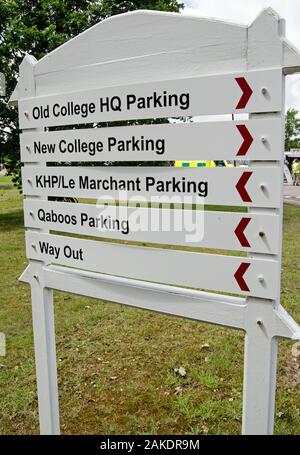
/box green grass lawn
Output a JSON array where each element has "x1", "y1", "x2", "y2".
[
  {"x1": 0, "y1": 185, "x2": 299, "y2": 435},
  {"x1": 0, "y1": 175, "x2": 13, "y2": 191},
  {"x1": 0, "y1": 175, "x2": 13, "y2": 185}
]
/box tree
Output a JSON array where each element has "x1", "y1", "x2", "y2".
[
  {"x1": 285, "y1": 108, "x2": 300, "y2": 151},
  {"x1": 0, "y1": 0, "x2": 183, "y2": 188}
]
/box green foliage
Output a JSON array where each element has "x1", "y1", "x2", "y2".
[
  {"x1": 0, "y1": 0, "x2": 183, "y2": 188},
  {"x1": 99, "y1": 0, "x2": 183, "y2": 15},
  {"x1": 285, "y1": 108, "x2": 300, "y2": 151}
]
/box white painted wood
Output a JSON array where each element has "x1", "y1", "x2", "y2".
[
  {"x1": 21, "y1": 165, "x2": 282, "y2": 208},
  {"x1": 248, "y1": 8, "x2": 283, "y2": 71},
  {"x1": 30, "y1": 263, "x2": 59, "y2": 435},
  {"x1": 20, "y1": 263, "x2": 245, "y2": 305},
  {"x1": 241, "y1": 45, "x2": 286, "y2": 433},
  {"x1": 19, "y1": 68, "x2": 282, "y2": 129},
  {"x1": 17, "y1": 54, "x2": 37, "y2": 98},
  {"x1": 20, "y1": 118, "x2": 282, "y2": 163},
  {"x1": 25, "y1": 232, "x2": 279, "y2": 300},
  {"x1": 242, "y1": 298, "x2": 280, "y2": 434},
  {"x1": 243, "y1": 336, "x2": 277, "y2": 435},
  {"x1": 9, "y1": 9, "x2": 300, "y2": 105},
  {"x1": 19, "y1": 263, "x2": 300, "y2": 340},
  {"x1": 242, "y1": 143, "x2": 281, "y2": 433},
  {"x1": 13, "y1": 12, "x2": 248, "y2": 100},
  {"x1": 43, "y1": 265, "x2": 247, "y2": 330},
  {"x1": 24, "y1": 200, "x2": 280, "y2": 254},
  {"x1": 274, "y1": 305, "x2": 300, "y2": 340},
  {"x1": 284, "y1": 39, "x2": 300, "y2": 74},
  {"x1": 34, "y1": 11, "x2": 247, "y2": 79},
  {"x1": 19, "y1": 55, "x2": 60, "y2": 435}
]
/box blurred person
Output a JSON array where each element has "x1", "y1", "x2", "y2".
[{"x1": 292, "y1": 159, "x2": 300, "y2": 185}]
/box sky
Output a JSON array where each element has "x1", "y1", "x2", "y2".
[{"x1": 183, "y1": 0, "x2": 300, "y2": 111}]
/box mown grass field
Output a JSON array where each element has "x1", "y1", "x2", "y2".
[{"x1": 0, "y1": 178, "x2": 299, "y2": 435}]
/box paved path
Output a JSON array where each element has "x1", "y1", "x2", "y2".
[{"x1": 284, "y1": 184, "x2": 300, "y2": 207}]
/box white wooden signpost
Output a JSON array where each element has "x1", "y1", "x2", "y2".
[{"x1": 10, "y1": 8, "x2": 300, "y2": 435}]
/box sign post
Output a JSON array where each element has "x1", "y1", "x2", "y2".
[
  {"x1": 11, "y1": 9, "x2": 300, "y2": 435},
  {"x1": 18, "y1": 55, "x2": 60, "y2": 435}
]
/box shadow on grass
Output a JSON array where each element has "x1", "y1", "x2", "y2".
[{"x1": 0, "y1": 210, "x2": 24, "y2": 231}]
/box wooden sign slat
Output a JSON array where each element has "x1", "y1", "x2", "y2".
[
  {"x1": 19, "y1": 69, "x2": 282, "y2": 129},
  {"x1": 24, "y1": 200, "x2": 280, "y2": 254},
  {"x1": 20, "y1": 118, "x2": 281, "y2": 163},
  {"x1": 25, "y1": 232, "x2": 279, "y2": 299},
  {"x1": 22, "y1": 166, "x2": 282, "y2": 208}
]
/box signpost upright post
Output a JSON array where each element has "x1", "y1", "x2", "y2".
[
  {"x1": 242, "y1": 15, "x2": 287, "y2": 434},
  {"x1": 18, "y1": 55, "x2": 60, "y2": 435}
]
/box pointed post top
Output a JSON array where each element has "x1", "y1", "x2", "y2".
[{"x1": 9, "y1": 53, "x2": 37, "y2": 105}]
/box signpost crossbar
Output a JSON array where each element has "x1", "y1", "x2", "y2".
[{"x1": 19, "y1": 263, "x2": 299, "y2": 340}]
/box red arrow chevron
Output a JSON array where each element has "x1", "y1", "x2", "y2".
[
  {"x1": 234, "y1": 262, "x2": 250, "y2": 292},
  {"x1": 235, "y1": 77, "x2": 253, "y2": 109},
  {"x1": 234, "y1": 217, "x2": 251, "y2": 247},
  {"x1": 236, "y1": 124, "x2": 253, "y2": 156},
  {"x1": 236, "y1": 171, "x2": 252, "y2": 203}
]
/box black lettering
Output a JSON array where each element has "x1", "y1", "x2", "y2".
[
  {"x1": 111, "y1": 97, "x2": 121, "y2": 112},
  {"x1": 127, "y1": 94, "x2": 136, "y2": 110}
]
